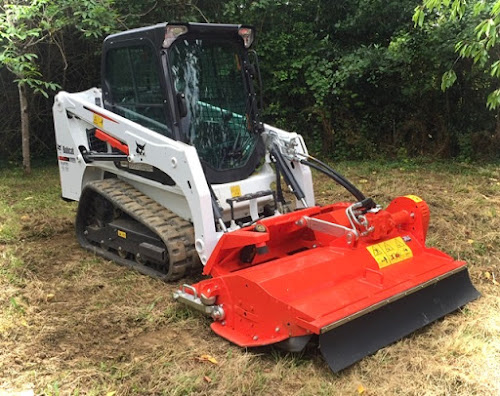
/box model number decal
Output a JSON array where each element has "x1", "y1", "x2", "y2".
[{"x1": 366, "y1": 236, "x2": 413, "y2": 268}]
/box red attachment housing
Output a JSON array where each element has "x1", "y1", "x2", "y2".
[{"x1": 178, "y1": 195, "x2": 478, "y2": 371}]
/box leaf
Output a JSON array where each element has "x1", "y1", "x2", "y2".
[
  {"x1": 441, "y1": 70, "x2": 457, "y2": 91},
  {"x1": 413, "y1": 7, "x2": 425, "y2": 28},
  {"x1": 487, "y1": 89, "x2": 500, "y2": 110},
  {"x1": 493, "y1": 0, "x2": 500, "y2": 17},
  {"x1": 197, "y1": 354, "x2": 218, "y2": 365},
  {"x1": 203, "y1": 376, "x2": 212, "y2": 383},
  {"x1": 491, "y1": 60, "x2": 500, "y2": 78},
  {"x1": 106, "y1": 392, "x2": 116, "y2": 396},
  {"x1": 474, "y1": 1, "x2": 486, "y2": 16},
  {"x1": 357, "y1": 384, "x2": 366, "y2": 394},
  {"x1": 467, "y1": 239, "x2": 475, "y2": 244}
]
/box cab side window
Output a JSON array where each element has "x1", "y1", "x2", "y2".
[{"x1": 106, "y1": 45, "x2": 171, "y2": 136}]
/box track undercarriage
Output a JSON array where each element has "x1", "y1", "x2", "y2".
[{"x1": 76, "y1": 178, "x2": 201, "y2": 281}]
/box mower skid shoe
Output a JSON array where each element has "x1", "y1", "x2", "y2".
[
  {"x1": 275, "y1": 335, "x2": 312, "y2": 353},
  {"x1": 319, "y1": 268, "x2": 479, "y2": 372}
]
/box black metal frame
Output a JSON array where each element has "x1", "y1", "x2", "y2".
[
  {"x1": 226, "y1": 190, "x2": 276, "y2": 224},
  {"x1": 101, "y1": 22, "x2": 265, "y2": 185},
  {"x1": 101, "y1": 31, "x2": 175, "y2": 138}
]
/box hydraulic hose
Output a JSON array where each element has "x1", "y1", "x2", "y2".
[
  {"x1": 299, "y1": 158, "x2": 366, "y2": 202},
  {"x1": 207, "y1": 182, "x2": 227, "y2": 232},
  {"x1": 270, "y1": 145, "x2": 306, "y2": 202},
  {"x1": 275, "y1": 161, "x2": 285, "y2": 204}
]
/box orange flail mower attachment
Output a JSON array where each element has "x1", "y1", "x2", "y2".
[{"x1": 174, "y1": 196, "x2": 479, "y2": 372}]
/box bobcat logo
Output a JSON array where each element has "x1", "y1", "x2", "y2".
[{"x1": 136, "y1": 142, "x2": 146, "y2": 155}]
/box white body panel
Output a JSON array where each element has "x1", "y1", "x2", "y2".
[{"x1": 53, "y1": 88, "x2": 315, "y2": 263}]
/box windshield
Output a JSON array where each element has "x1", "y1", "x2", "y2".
[{"x1": 170, "y1": 39, "x2": 258, "y2": 171}]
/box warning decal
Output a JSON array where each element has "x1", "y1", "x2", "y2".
[
  {"x1": 404, "y1": 194, "x2": 423, "y2": 203},
  {"x1": 93, "y1": 113, "x2": 104, "y2": 128},
  {"x1": 230, "y1": 185, "x2": 242, "y2": 198},
  {"x1": 366, "y1": 236, "x2": 413, "y2": 268}
]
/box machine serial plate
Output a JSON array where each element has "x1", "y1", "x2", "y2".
[{"x1": 366, "y1": 236, "x2": 413, "y2": 268}]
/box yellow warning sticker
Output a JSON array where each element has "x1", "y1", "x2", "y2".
[
  {"x1": 93, "y1": 113, "x2": 104, "y2": 128},
  {"x1": 366, "y1": 236, "x2": 413, "y2": 268},
  {"x1": 117, "y1": 230, "x2": 127, "y2": 239},
  {"x1": 405, "y1": 194, "x2": 423, "y2": 203},
  {"x1": 230, "y1": 185, "x2": 242, "y2": 198}
]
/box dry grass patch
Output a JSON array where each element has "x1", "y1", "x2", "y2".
[{"x1": 0, "y1": 161, "x2": 499, "y2": 395}]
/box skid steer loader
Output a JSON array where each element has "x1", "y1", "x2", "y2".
[{"x1": 53, "y1": 22, "x2": 479, "y2": 372}]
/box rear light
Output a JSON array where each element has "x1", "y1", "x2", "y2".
[
  {"x1": 163, "y1": 25, "x2": 188, "y2": 48},
  {"x1": 238, "y1": 27, "x2": 254, "y2": 48}
]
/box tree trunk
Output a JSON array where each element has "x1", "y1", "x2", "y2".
[
  {"x1": 18, "y1": 82, "x2": 31, "y2": 174},
  {"x1": 316, "y1": 107, "x2": 335, "y2": 154}
]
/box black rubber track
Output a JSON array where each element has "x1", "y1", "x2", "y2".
[{"x1": 75, "y1": 178, "x2": 201, "y2": 281}]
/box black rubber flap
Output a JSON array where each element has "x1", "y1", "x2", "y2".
[{"x1": 319, "y1": 268, "x2": 480, "y2": 372}]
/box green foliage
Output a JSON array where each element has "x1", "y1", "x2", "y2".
[
  {"x1": 0, "y1": 0, "x2": 120, "y2": 96},
  {"x1": 415, "y1": 0, "x2": 500, "y2": 109},
  {"x1": 1, "y1": 0, "x2": 499, "y2": 162},
  {"x1": 219, "y1": 0, "x2": 499, "y2": 160}
]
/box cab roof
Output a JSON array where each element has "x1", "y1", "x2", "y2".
[{"x1": 103, "y1": 22, "x2": 253, "y2": 49}]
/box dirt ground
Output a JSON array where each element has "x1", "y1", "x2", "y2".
[{"x1": 0, "y1": 161, "x2": 499, "y2": 395}]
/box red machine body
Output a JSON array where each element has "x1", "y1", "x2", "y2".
[{"x1": 177, "y1": 196, "x2": 479, "y2": 371}]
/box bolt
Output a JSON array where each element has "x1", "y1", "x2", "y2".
[
  {"x1": 275, "y1": 327, "x2": 280, "y2": 332},
  {"x1": 221, "y1": 321, "x2": 226, "y2": 326},
  {"x1": 254, "y1": 224, "x2": 266, "y2": 233},
  {"x1": 346, "y1": 233, "x2": 353, "y2": 245},
  {"x1": 253, "y1": 335, "x2": 259, "y2": 341},
  {"x1": 312, "y1": 244, "x2": 317, "y2": 248}
]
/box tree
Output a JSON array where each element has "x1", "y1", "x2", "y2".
[
  {"x1": 0, "y1": 0, "x2": 119, "y2": 173},
  {"x1": 1, "y1": 0, "x2": 497, "y2": 163},
  {"x1": 414, "y1": 0, "x2": 500, "y2": 109}
]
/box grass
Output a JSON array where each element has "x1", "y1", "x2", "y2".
[{"x1": 0, "y1": 161, "x2": 499, "y2": 395}]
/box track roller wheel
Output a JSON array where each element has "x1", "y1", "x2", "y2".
[
  {"x1": 117, "y1": 247, "x2": 130, "y2": 259},
  {"x1": 135, "y1": 253, "x2": 147, "y2": 266}
]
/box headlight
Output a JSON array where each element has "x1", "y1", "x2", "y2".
[{"x1": 238, "y1": 27, "x2": 254, "y2": 48}]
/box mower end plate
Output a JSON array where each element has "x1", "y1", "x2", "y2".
[{"x1": 319, "y1": 268, "x2": 479, "y2": 372}]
